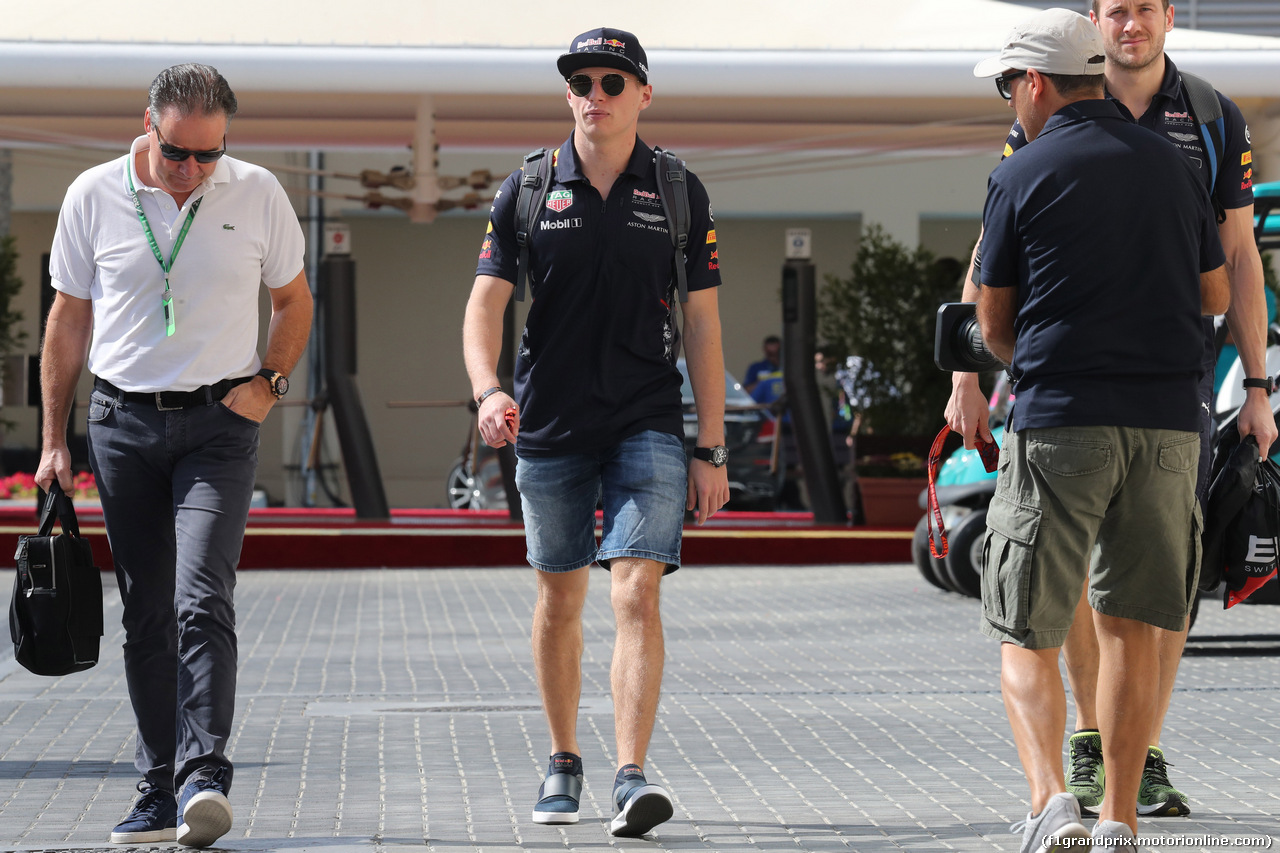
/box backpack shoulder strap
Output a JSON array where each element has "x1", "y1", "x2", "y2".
[
  {"x1": 513, "y1": 147, "x2": 552, "y2": 302},
  {"x1": 1180, "y1": 71, "x2": 1227, "y2": 197},
  {"x1": 653, "y1": 146, "x2": 692, "y2": 303}
]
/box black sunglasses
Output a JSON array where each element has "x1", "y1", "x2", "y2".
[
  {"x1": 154, "y1": 124, "x2": 226, "y2": 164},
  {"x1": 995, "y1": 70, "x2": 1028, "y2": 100},
  {"x1": 567, "y1": 73, "x2": 628, "y2": 98}
]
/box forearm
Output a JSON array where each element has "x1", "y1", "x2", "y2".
[
  {"x1": 1223, "y1": 258, "x2": 1267, "y2": 378},
  {"x1": 682, "y1": 296, "x2": 726, "y2": 447},
  {"x1": 40, "y1": 302, "x2": 91, "y2": 448},
  {"x1": 262, "y1": 290, "x2": 314, "y2": 377}
]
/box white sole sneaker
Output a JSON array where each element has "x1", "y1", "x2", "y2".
[
  {"x1": 610, "y1": 784, "x2": 673, "y2": 837},
  {"x1": 177, "y1": 792, "x2": 233, "y2": 848}
]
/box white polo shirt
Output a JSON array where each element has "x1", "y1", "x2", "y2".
[{"x1": 49, "y1": 135, "x2": 305, "y2": 393}]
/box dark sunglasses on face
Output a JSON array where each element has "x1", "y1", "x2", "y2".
[
  {"x1": 995, "y1": 70, "x2": 1028, "y2": 100},
  {"x1": 154, "y1": 124, "x2": 227, "y2": 163},
  {"x1": 568, "y1": 73, "x2": 628, "y2": 98}
]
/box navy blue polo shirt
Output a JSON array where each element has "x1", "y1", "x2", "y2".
[
  {"x1": 476, "y1": 133, "x2": 722, "y2": 455},
  {"x1": 1003, "y1": 58, "x2": 1254, "y2": 210},
  {"x1": 980, "y1": 99, "x2": 1224, "y2": 432}
]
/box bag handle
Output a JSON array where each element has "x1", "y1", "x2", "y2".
[{"x1": 36, "y1": 481, "x2": 81, "y2": 539}]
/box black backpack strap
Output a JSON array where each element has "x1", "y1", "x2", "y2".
[
  {"x1": 513, "y1": 148, "x2": 552, "y2": 303},
  {"x1": 654, "y1": 146, "x2": 691, "y2": 304},
  {"x1": 1180, "y1": 71, "x2": 1227, "y2": 212}
]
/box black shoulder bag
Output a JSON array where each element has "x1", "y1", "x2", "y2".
[{"x1": 8, "y1": 482, "x2": 103, "y2": 675}]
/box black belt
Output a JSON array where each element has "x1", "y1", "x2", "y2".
[{"x1": 93, "y1": 376, "x2": 252, "y2": 411}]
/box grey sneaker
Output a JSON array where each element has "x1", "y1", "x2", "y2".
[
  {"x1": 1067, "y1": 731, "x2": 1105, "y2": 815},
  {"x1": 1093, "y1": 819, "x2": 1144, "y2": 849},
  {"x1": 610, "y1": 765, "x2": 673, "y2": 838},
  {"x1": 1137, "y1": 746, "x2": 1190, "y2": 816},
  {"x1": 176, "y1": 768, "x2": 233, "y2": 848},
  {"x1": 1010, "y1": 792, "x2": 1092, "y2": 853}
]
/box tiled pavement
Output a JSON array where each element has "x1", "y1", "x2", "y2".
[{"x1": 1, "y1": 564, "x2": 1278, "y2": 852}]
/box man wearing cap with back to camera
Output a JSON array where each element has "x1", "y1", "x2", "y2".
[
  {"x1": 950, "y1": 0, "x2": 1271, "y2": 822},
  {"x1": 462, "y1": 28, "x2": 728, "y2": 837},
  {"x1": 971, "y1": 9, "x2": 1228, "y2": 851}
]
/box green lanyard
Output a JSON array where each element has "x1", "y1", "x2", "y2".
[{"x1": 127, "y1": 166, "x2": 201, "y2": 337}]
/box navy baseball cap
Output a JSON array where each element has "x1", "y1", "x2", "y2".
[{"x1": 557, "y1": 28, "x2": 649, "y2": 84}]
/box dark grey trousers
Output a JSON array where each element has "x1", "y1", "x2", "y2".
[{"x1": 87, "y1": 387, "x2": 259, "y2": 794}]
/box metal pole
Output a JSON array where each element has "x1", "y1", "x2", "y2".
[
  {"x1": 781, "y1": 259, "x2": 847, "y2": 524},
  {"x1": 320, "y1": 255, "x2": 390, "y2": 520}
]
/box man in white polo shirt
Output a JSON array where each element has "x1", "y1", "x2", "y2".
[{"x1": 36, "y1": 63, "x2": 312, "y2": 849}]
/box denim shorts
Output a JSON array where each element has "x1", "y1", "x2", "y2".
[
  {"x1": 515, "y1": 430, "x2": 688, "y2": 574},
  {"x1": 981, "y1": 425, "x2": 1201, "y2": 648}
]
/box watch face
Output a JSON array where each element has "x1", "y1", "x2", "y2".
[
  {"x1": 711, "y1": 446, "x2": 728, "y2": 467},
  {"x1": 274, "y1": 375, "x2": 289, "y2": 397}
]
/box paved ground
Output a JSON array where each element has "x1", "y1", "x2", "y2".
[{"x1": 0, "y1": 564, "x2": 1278, "y2": 852}]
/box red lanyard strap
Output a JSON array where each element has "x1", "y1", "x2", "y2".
[
  {"x1": 925, "y1": 426, "x2": 1001, "y2": 559},
  {"x1": 925, "y1": 425, "x2": 952, "y2": 558}
]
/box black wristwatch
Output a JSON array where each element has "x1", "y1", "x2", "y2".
[
  {"x1": 1243, "y1": 377, "x2": 1273, "y2": 396},
  {"x1": 256, "y1": 368, "x2": 289, "y2": 399},
  {"x1": 693, "y1": 445, "x2": 729, "y2": 467}
]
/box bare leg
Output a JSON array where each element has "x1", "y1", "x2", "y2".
[
  {"x1": 1149, "y1": 618, "x2": 1190, "y2": 747},
  {"x1": 1001, "y1": 643, "x2": 1067, "y2": 814},
  {"x1": 1062, "y1": 580, "x2": 1100, "y2": 732},
  {"x1": 609, "y1": 557, "x2": 666, "y2": 769},
  {"x1": 1093, "y1": 610, "x2": 1162, "y2": 834},
  {"x1": 532, "y1": 567, "x2": 591, "y2": 756}
]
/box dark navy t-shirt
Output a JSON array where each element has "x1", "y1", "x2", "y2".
[
  {"x1": 1002, "y1": 58, "x2": 1254, "y2": 210},
  {"x1": 476, "y1": 133, "x2": 722, "y2": 455},
  {"x1": 980, "y1": 99, "x2": 1225, "y2": 432}
]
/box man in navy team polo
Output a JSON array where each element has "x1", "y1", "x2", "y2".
[
  {"x1": 970, "y1": 10, "x2": 1229, "y2": 851},
  {"x1": 948, "y1": 0, "x2": 1272, "y2": 821},
  {"x1": 462, "y1": 27, "x2": 729, "y2": 838}
]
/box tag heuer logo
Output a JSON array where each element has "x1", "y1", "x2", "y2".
[
  {"x1": 546, "y1": 190, "x2": 573, "y2": 213},
  {"x1": 634, "y1": 212, "x2": 665, "y2": 223}
]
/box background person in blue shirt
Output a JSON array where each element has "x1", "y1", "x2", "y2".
[
  {"x1": 462, "y1": 27, "x2": 728, "y2": 839},
  {"x1": 972, "y1": 10, "x2": 1228, "y2": 851}
]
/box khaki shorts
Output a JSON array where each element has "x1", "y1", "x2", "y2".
[{"x1": 981, "y1": 425, "x2": 1202, "y2": 649}]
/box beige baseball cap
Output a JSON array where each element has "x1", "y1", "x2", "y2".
[{"x1": 973, "y1": 8, "x2": 1106, "y2": 78}]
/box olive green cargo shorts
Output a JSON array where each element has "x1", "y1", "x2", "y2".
[{"x1": 980, "y1": 425, "x2": 1201, "y2": 649}]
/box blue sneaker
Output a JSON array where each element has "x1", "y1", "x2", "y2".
[
  {"x1": 110, "y1": 781, "x2": 177, "y2": 843},
  {"x1": 609, "y1": 764, "x2": 673, "y2": 838},
  {"x1": 177, "y1": 768, "x2": 233, "y2": 848},
  {"x1": 532, "y1": 752, "x2": 583, "y2": 825}
]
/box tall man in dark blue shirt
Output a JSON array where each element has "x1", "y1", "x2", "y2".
[
  {"x1": 462, "y1": 28, "x2": 729, "y2": 838},
  {"x1": 948, "y1": 0, "x2": 1273, "y2": 820},
  {"x1": 971, "y1": 10, "x2": 1228, "y2": 851}
]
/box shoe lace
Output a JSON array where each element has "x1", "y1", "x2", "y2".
[
  {"x1": 1144, "y1": 751, "x2": 1174, "y2": 788},
  {"x1": 1069, "y1": 738, "x2": 1104, "y2": 785},
  {"x1": 132, "y1": 781, "x2": 172, "y2": 818}
]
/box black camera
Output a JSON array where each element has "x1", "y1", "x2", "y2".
[{"x1": 934, "y1": 302, "x2": 1004, "y2": 373}]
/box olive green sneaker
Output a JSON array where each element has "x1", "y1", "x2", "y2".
[
  {"x1": 1137, "y1": 746, "x2": 1190, "y2": 816},
  {"x1": 1066, "y1": 730, "x2": 1105, "y2": 816}
]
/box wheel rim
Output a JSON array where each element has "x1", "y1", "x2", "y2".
[{"x1": 447, "y1": 464, "x2": 484, "y2": 510}]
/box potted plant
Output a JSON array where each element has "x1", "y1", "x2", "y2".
[
  {"x1": 819, "y1": 223, "x2": 964, "y2": 524},
  {"x1": 0, "y1": 235, "x2": 27, "y2": 448}
]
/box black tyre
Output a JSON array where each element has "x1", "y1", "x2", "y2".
[
  {"x1": 912, "y1": 515, "x2": 950, "y2": 591},
  {"x1": 446, "y1": 458, "x2": 485, "y2": 510},
  {"x1": 943, "y1": 508, "x2": 987, "y2": 599}
]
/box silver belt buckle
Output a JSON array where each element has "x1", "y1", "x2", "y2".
[{"x1": 155, "y1": 392, "x2": 183, "y2": 412}]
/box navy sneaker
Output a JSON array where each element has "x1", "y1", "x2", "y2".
[
  {"x1": 532, "y1": 752, "x2": 583, "y2": 825},
  {"x1": 609, "y1": 764, "x2": 673, "y2": 838},
  {"x1": 177, "y1": 768, "x2": 233, "y2": 848},
  {"x1": 110, "y1": 781, "x2": 177, "y2": 843}
]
